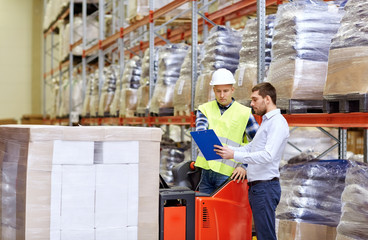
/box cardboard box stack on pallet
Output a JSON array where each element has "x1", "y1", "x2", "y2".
[
  {"x1": 0, "y1": 125, "x2": 162, "y2": 240},
  {"x1": 347, "y1": 129, "x2": 364, "y2": 155}
]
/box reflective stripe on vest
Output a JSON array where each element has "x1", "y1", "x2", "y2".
[{"x1": 195, "y1": 100, "x2": 251, "y2": 176}]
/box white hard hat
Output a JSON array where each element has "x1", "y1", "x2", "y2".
[{"x1": 210, "y1": 68, "x2": 236, "y2": 86}]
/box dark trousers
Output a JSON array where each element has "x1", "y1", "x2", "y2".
[
  {"x1": 248, "y1": 180, "x2": 281, "y2": 240},
  {"x1": 198, "y1": 169, "x2": 228, "y2": 194}
]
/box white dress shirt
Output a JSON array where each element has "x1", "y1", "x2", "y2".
[{"x1": 230, "y1": 109, "x2": 289, "y2": 182}]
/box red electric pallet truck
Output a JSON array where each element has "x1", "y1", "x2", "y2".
[{"x1": 159, "y1": 161, "x2": 253, "y2": 240}]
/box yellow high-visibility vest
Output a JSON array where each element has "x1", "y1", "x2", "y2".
[{"x1": 195, "y1": 100, "x2": 251, "y2": 176}]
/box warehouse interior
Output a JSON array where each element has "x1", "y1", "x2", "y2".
[{"x1": 0, "y1": 0, "x2": 368, "y2": 239}]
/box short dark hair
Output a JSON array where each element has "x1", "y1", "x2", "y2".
[{"x1": 252, "y1": 82, "x2": 277, "y2": 105}]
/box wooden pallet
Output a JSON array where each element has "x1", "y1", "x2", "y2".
[
  {"x1": 323, "y1": 93, "x2": 368, "y2": 113},
  {"x1": 278, "y1": 99, "x2": 324, "y2": 114}
]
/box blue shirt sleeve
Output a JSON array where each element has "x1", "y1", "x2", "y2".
[
  {"x1": 245, "y1": 114, "x2": 259, "y2": 140},
  {"x1": 195, "y1": 110, "x2": 208, "y2": 131}
]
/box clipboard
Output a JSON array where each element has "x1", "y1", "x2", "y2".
[{"x1": 190, "y1": 129, "x2": 223, "y2": 160}]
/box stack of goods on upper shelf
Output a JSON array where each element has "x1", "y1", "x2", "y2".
[
  {"x1": 276, "y1": 159, "x2": 350, "y2": 239},
  {"x1": 127, "y1": 0, "x2": 190, "y2": 23},
  {"x1": 173, "y1": 45, "x2": 202, "y2": 116},
  {"x1": 336, "y1": 161, "x2": 368, "y2": 239},
  {"x1": 43, "y1": 0, "x2": 98, "y2": 31},
  {"x1": 59, "y1": 16, "x2": 99, "y2": 61},
  {"x1": 194, "y1": 26, "x2": 242, "y2": 109},
  {"x1": 267, "y1": 0, "x2": 344, "y2": 112},
  {"x1": 324, "y1": 0, "x2": 368, "y2": 111},
  {"x1": 136, "y1": 48, "x2": 159, "y2": 116},
  {"x1": 0, "y1": 125, "x2": 162, "y2": 240},
  {"x1": 119, "y1": 56, "x2": 142, "y2": 118},
  {"x1": 233, "y1": 15, "x2": 276, "y2": 106},
  {"x1": 207, "y1": 0, "x2": 243, "y2": 13},
  {"x1": 98, "y1": 64, "x2": 119, "y2": 117},
  {"x1": 149, "y1": 44, "x2": 189, "y2": 116}
]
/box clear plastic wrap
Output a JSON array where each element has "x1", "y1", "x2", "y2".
[
  {"x1": 324, "y1": 0, "x2": 368, "y2": 95},
  {"x1": 194, "y1": 26, "x2": 242, "y2": 109},
  {"x1": 276, "y1": 160, "x2": 350, "y2": 227},
  {"x1": 331, "y1": 0, "x2": 368, "y2": 50},
  {"x1": 119, "y1": 56, "x2": 142, "y2": 117},
  {"x1": 98, "y1": 65, "x2": 119, "y2": 117},
  {"x1": 267, "y1": 0, "x2": 343, "y2": 100},
  {"x1": 234, "y1": 15, "x2": 276, "y2": 105},
  {"x1": 136, "y1": 48, "x2": 159, "y2": 115},
  {"x1": 173, "y1": 46, "x2": 202, "y2": 116},
  {"x1": 336, "y1": 162, "x2": 368, "y2": 240},
  {"x1": 149, "y1": 44, "x2": 189, "y2": 115}
]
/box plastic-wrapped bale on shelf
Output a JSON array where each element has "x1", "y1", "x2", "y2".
[
  {"x1": 276, "y1": 160, "x2": 350, "y2": 227},
  {"x1": 58, "y1": 72, "x2": 83, "y2": 119},
  {"x1": 336, "y1": 161, "x2": 368, "y2": 240},
  {"x1": 267, "y1": 0, "x2": 343, "y2": 103},
  {"x1": 149, "y1": 44, "x2": 189, "y2": 116},
  {"x1": 194, "y1": 26, "x2": 242, "y2": 109},
  {"x1": 324, "y1": 0, "x2": 368, "y2": 96},
  {"x1": 127, "y1": 0, "x2": 190, "y2": 23},
  {"x1": 49, "y1": 77, "x2": 61, "y2": 120},
  {"x1": 233, "y1": 15, "x2": 276, "y2": 106},
  {"x1": 119, "y1": 56, "x2": 142, "y2": 118},
  {"x1": 82, "y1": 70, "x2": 99, "y2": 118},
  {"x1": 173, "y1": 45, "x2": 202, "y2": 116},
  {"x1": 98, "y1": 65, "x2": 119, "y2": 117},
  {"x1": 61, "y1": 16, "x2": 99, "y2": 61},
  {"x1": 0, "y1": 125, "x2": 162, "y2": 240},
  {"x1": 136, "y1": 48, "x2": 159, "y2": 116}
]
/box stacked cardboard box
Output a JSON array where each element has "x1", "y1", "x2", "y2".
[
  {"x1": 0, "y1": 125, "x2": 162, "y2": 240},
  {"x1": 347, "y1": 129, "x2": 364, "y2": 155},
  {"x1": 277, "y1": 220, "x2": 337, "y2": 240}
]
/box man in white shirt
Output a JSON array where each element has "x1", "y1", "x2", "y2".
[{"x1": 214, "y1": 82, "x2": 289, "y2": 240}]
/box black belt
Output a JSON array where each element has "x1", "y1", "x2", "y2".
[{"x1": 247, "y1": 177, "x2": 279, "y2": 187}]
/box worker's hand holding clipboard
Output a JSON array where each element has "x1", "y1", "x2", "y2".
[{"x1": 190, "y1": 129, "x2": 223, "y2": 160}]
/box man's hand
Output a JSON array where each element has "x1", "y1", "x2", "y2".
[
  {"x1": 231, "y1": 167, "x2": 246, "y2": 183},
  {"x1": 214, "y1": 145, "x2": 234, "y2": 159}
]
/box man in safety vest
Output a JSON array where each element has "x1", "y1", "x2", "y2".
[{"x1": 195, "y1": 68, "x2": 259, "y2": 194}]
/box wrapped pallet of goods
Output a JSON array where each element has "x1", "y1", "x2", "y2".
[
  {"x1": 324, "y1": 0, "x2": 368, "y2": 112},
  {"x1": 119, "y1": 56, "x2": 142, "y2": 118},
  {"x1": 136, "y1": 48, "x2": 159, "y2": 116},
  {"x1": 336, "y1": 161, "x2": 368, "y2": 240},
  {"x1": 127, "y1": 0, "x2": 190, "y2": 23},
  {"x1": 149, "y1": 44, "x2": 189, "y2": 116},
  {"x1": 60, "y1": 16, "x2": 99, "y2": 61},
  {"x1": 194, "y1": 26, "x2": 242, "y2": 109},
  {"x1": 49, "y1": 77, "x2": 60, "y2": 120},
  {"x1": 43, "y1": 0, "x2": 99, "y2": 31},
  {"x1": 233, "y1": 15, "x2": 275, "y2": 106},
  {"x1": 276, "y1": 160, "x2": 350, "y2": 240},
  {"x1": 82, "y1": 71, "x2": 99, "y2": 118},
  {"x1": 0, "y1": 125, "x2": 162, "y2": 240},
  {"x1": 98, "y1": 65, "x2": 119, "y2": 117},
  {"x1": 173, "y1": 46, "x2": 202, "y2": 116},
  {"x1": 267, "y1": 0, "x2": 343, "y2": 112}
]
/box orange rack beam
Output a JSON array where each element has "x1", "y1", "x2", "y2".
[{"x1": 284, "y1": 113, "x2": 368, "y2": 128}]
